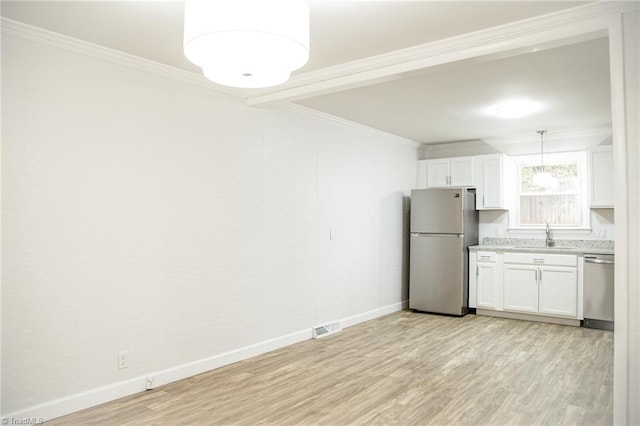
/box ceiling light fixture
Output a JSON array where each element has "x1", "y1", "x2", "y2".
[
  {"x1": 489, "y1": 99, "x2": 543, "y2": 119},
  {"x1": 183, "y1": 0, "x2": 310, "y2": 89},
  {"x1": 532, "y1": 130, "x2": 559, "y2": 191}
]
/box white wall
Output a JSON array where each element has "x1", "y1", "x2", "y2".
[{"x1": 1, "y1": 34, "x2": 417, "y2": 417}]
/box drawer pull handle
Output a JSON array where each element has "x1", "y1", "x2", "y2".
[{"x1": 533, "y1": 258, "x2": 545, "y2": 263}]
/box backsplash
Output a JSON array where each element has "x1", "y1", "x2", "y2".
[
  {"x1": 482, "y1": 237, "x2": 615, "y2": 251},
  {"x1": 478, "y1": 210, "x2": 615, "y2": 243}
]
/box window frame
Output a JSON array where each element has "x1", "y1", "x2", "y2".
[{"x1": 509, "y1": 151, "x2": 590, "y2": 230}]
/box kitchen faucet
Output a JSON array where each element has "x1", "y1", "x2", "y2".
[{"x1": 545, "y1": 222, "x2": 555, "y2": 247}]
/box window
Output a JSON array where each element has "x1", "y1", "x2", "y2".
[{"x1": 512, "y1": 152, "x2": 588, "y2": 228}]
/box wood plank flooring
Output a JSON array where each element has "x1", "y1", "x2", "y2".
[{"x1": 47, "y1": 311, "x2": 613, "y2": 425}]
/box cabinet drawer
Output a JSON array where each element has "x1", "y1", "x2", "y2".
[
  {"x1": 503, "y1": 252, "x2": 577, "y2": 267},
  {"x1": 476, "y1": 251, "x2": 497, "y2": 262}
]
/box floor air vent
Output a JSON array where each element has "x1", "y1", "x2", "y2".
[{"x1": 312, "y1": 322, "x2": 342, "y2": 339}]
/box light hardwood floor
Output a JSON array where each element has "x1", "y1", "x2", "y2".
[{"x1": 47, "y1": 311, "x2": 613, "y2": 425}]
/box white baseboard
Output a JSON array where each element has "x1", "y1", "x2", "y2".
[
  {"x1": 1, "y1": 328, "x2": 311, "y2": 423},
  {"x1": 340, "y1": 300, "x2": 409, "y2": 329},
  {"x1": 2, "y1": 300, "x2": 408, "y2": 423}
]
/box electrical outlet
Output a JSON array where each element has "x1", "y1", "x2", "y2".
[
  {"x1": 118, "y1": 351, "x2": 129, "y2": 369},
  {"x1": 145, "y1": 376, "x2": 155, "y2": 390}
]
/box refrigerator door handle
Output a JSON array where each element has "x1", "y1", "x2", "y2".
[{"x1": 411, "y1": 233, "x2": 463, "y2": 238}]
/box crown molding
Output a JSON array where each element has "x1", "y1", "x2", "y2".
[
  {"x1": 481, "y1": 127, "x2": 613, "y2": 155},
  {"x1": 280, "y1": 104, "x2": 419, "y2": 147},
  {"x1": 482, "y1": 127, "x2": 613, "y2": 146},
  {"x1": 1, "y1": 16, "x2": 420, "y2": 146},
  {"x1": 246, "y1": 1, "x2": 639, "y2": 106},
  {"x1": 2, "y1": 2, "x2": 635, "y2": 147},
  {"x1": 0, "y1": 17, "x2": 241, "y2": 98}
]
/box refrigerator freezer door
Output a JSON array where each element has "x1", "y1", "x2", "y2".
[
  {"x1": 411, "y1": 188, "x2": 463, "y2": 234},
  {"x1": 409, "y1": 233, "x2": 464, "y2": 315}
]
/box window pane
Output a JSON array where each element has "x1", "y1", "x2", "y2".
[
  {"x1": 519, "y1": 194, "x2": 580, "y2": 225},
  {"x1": 520, "y1": 163, "x2": 579, "y2": 193}
]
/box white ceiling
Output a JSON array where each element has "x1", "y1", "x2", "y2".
[
  {"x1": 1, "y1": 0, "x2": 615, "y2": 152},
  {"x1": 296, "y1": 36, "x2": 612, "y2": 144}
]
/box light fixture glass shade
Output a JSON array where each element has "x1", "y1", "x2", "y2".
[
  {"x1": 532, "y1": 171, "x2": 559, "y2": 190},
  {"x1": 184, "y1": 0, "x2": 310, "y2": 88},
  {"x1": 532, "y1": 129, "x2": 558, "y2": 191}
]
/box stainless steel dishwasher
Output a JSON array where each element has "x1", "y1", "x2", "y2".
[{"x1": 583, "y1": 253, "x2": 614, "y2": 330}]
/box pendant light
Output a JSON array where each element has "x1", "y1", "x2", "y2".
[
  {"x1": 531, "y1": 130, "x2": 558, "y2": 190},
  {"x1": 183, "y1": 0, "x2": 310, "y2": 89}
]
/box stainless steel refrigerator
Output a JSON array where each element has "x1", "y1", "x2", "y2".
[{"x1": 409, "y1": 188, "x2": 478, "y2": 316}]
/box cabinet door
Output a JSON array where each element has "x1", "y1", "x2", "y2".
[
  {"x1": 538, "y1": 266, "x2": 578, "y2": 317},
  {"x1": 426, "y1": 159, "x2": 449, "y2": 187},
  {"x1": 469, "y1": 253, "x2": 477, "y2": 308},
  {"x1": 479, "y1": 155, "x2": 504, "y2": 209},
  {"x1": 417, "y1": 160, "x2": 428, "y2": 189},
  {"x1": 477, "y1": 262, "x2": 498, "y2": 309},
  {"x1": 503, "y1": 264, "x2": 538, "y2": 313},
  {"x1": 450, "y1": 157, "x2": 474, "y2": 186},
  {"x1": 590, "y1": 147, "x2": 614, "y2": 208}
]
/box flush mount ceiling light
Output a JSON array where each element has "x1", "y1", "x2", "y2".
[
  {"x1": 183, "y1": 0, "x2": 310, "y2": 89},
  {"x1": 485, "y1": 99, "x2": 543, "y2": 119},
  {"x1": 532, "y1": 130, "x2": 559, "y2": 191}
]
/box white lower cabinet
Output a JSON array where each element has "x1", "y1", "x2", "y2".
[
  {"x1": 503, "y1": 253, "x2": 578, "y2": 318},
  {"x1": 503, "y1": 264, "x2": 539, "y2": 313},
  {"x1": 477, "y1": 262, "x2": 500, "y2": 309},
  {"x1": 471, "y1": 250, "x2": 579, "y2": 321},
  {"x1": 469, "y1": 251, "x2": 501, "y2": 310},
  {"x1": 538, "y1": 266, "x2": 578, "y2": 317}
]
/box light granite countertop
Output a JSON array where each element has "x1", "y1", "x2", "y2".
[{"x1": 469, "y1": 237, "x2": 614, "y2": 255}]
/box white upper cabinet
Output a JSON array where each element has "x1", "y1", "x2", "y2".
[
  {"x1": 417, "y1": 160, "x2": 428, "y2": 189},
  {"x1": 476, "y1": 154, "x2": 506, "y2": 210},
  {"x1": 589, "y1": 146, "x2": 614, "y2": 208},
  {"x1": 425, "y1": 157, "x2": 475, "y2": 188},
  {"x1": 426, "y1": 159, "x2": 450, "y2": 187},
  {"x1": 450, "y1": 157, "x2": 475, "y2": 186}
]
